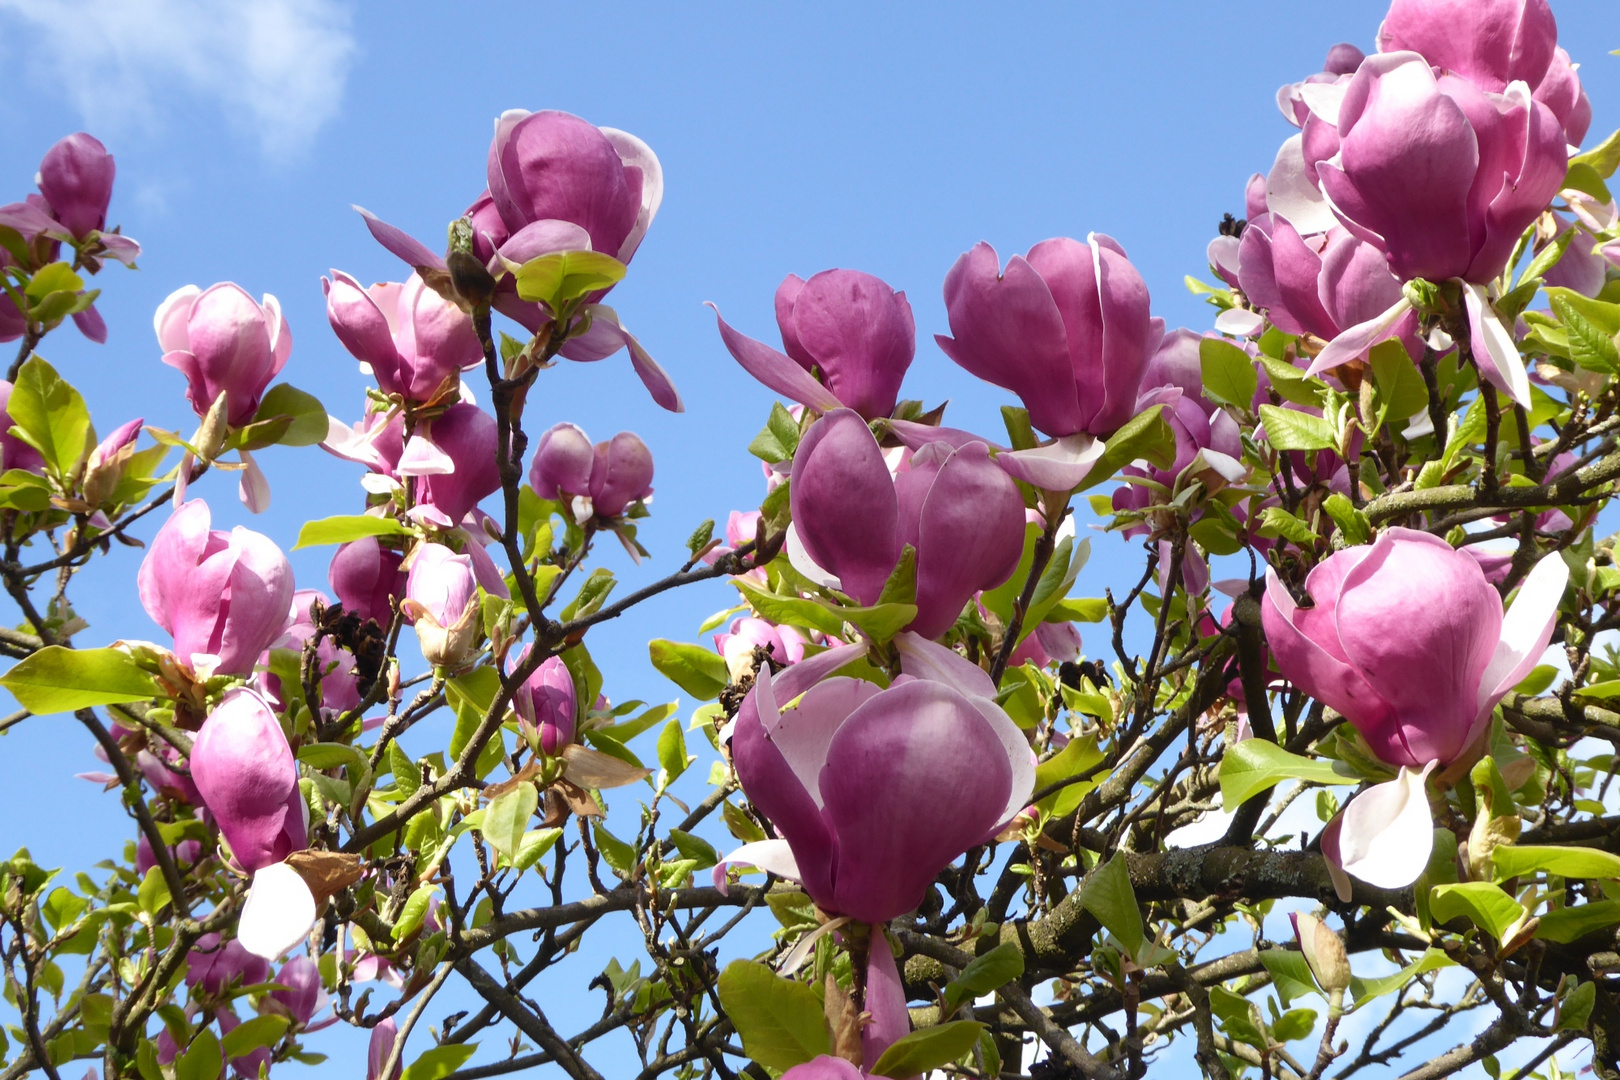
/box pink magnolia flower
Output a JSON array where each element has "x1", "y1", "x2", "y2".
[
  {"x1": 717, "y1": 634, "x2": 1035, "y2": 924},
  {"x1": 528, "y1": 423, "x2": 653, "y2": 523},
  {"x1": 1262, "y1": 527, "x2": 1566, "y2": 890},
  {"x1": 190, "y1": 688, "x2": 316, "y2": 959},
  {"x1": 137, "y1": 500, "x2": 294, "y2": 678},
  {"x1": 266, "y1": 956, "x2": 332, "y2": 1030},
  {"x1": 712, "y1": 268, "x2": 916, "y2": 421},
  {"x1": 512, "y1": 649, "x2": 577, "y2": 755},
  {"x1": 789, "y1": 409, "x2": 1025, "y2": 639},
  {"x1": 155, "y1": 283, "x2": 292, "y2": 426},
  {"x1": 402, "y1": 543, "x2": 480, "y2": 668},
  {"x1": 1377, "y1": 0, "x2": 1557, "y2": 94},
  {"x1": 185, "y1": 933, "x2": 271, "y2": 996},
  {"x1": 329, "y1": 537, "x2": 408, "y2": 627},
  {"x1": 325, "y1": 271, "x2": 482, "y2": 403},
  {"x1": 37, "y1": 133, "x2": 116, "y2": 240},
  {"x1": 937, "y1": 235, "x2": 1157, "y2": 439}
]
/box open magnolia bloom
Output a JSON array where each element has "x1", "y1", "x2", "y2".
[
  {"x1": 190, "y1": 688, "x2": 317, "y2": 959},
  {"x1": 717, "y1": 633, "x2": 1035, "y2": 925},
  {"x1": 1262, "y1": 528, "x2": 1567, "y2": 893}
]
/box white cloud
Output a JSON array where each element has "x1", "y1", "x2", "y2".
[{"x1": 0, "y1": 0, "x2": 355, "y2": 156}]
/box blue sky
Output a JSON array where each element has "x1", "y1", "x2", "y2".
[{"x1": 1, "y1": 1, "x2": 1616, "y2": 1075}]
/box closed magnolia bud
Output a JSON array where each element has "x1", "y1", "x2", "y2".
[
  {"x1": 513, "y1": 649, "x2": 577, "y2": 755},
  {"x1": 938, "y1": 235, "x2": 1155, "y2": 439},
  {"x1": 528, "y1": 422, "x2": 653, "y2": 522},
  {"x1": 402, "y1": 543, "x2": 480, "y2": 669},
  {"x1": 329, "y1": 537, "x2": 407, "y2": 626},
  {"x1": 773, "y1": 269, "x2": 915, "y2": 420},
  {"x1": 156, "y1": 282, "x2": 291, "y2": 426},
  {"x1": 1290, "y1": 912, "x2": 1351, "y2": 995},
  {"x1": 37, "y1": 132, "x2": 116, "y2": 239},
  {"x1": 137, "y1": 500, "x2": 294, "y2": 678},
  {"x1": 81, "y1": 416, "x2": 144, "y2": 506},
  {"x1": 190, "y1": 688, "x2": 307, "y2": 873}
]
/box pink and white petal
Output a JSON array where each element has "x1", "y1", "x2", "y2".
[
  {"x1": 98, "y1": 233, "x2": 141, "y2": 267},
  {"x1": 1214, "y1": 308, "x2": 1265, "y2": 337},
  {"x1": 238, "y1": 450, "x2": 270, "y2": 514},
  {"x1": 708, "y1": 302, "x2": 843, "y2": 413},
  {"x1": 711, "y1": 839, "x2": 802, "y2": 895},
  {"x1": 1305, "y1": 295, "x2": 1413, "y2": 376},
  {"x1": 1266, "y1": 133, "x2": 1341, "y2": 235},
  {"x1": 785, "y1": 522, "x2": 843, "y2": 591},
  {"x1": 995, "y1": 433, "x2": 1107, "y2": 491},
  {"x1": 771, "y1": 641, "x2": 870, "y2": 704},
  {"x1": 353, "y1": 206, "x2": 447, "y2": 272},
  {"x1": 770, "y1": 678, "x2": 881, "y2": 808},
  {"x1": 397, "y1": 435, "x2": 456, "y2": 477},
  {"x1": 1337, "y1": 764, "x2": 1436, "y2": 890},
  {"x1": 154, "y1": 285, "x2": 201, "y2": 352},
  {"x1": 862, "y1": 937, "x2": 912, "y2": 1070},
  {"x1": 1477, "y1": 551, "x2": 1568, "y2": 712},
  {"x1": 238, "y1": 862, "x2": 317, "y2": 959},
  {"x1": 893, "y1": 631, "x2": 996, "y2": 698},
  {"x1": 883, "y1": 418, "x2": 993, "y2": 454},
  {"x1": 621, "y1": 322, "x2": 684, "y2": 413},
  {"x1": 600, "y1": 127, "x2": 664, "y2": 263},
  {"x1": 1463, "y1": 282, "x2": 1531, "y2": 408}
]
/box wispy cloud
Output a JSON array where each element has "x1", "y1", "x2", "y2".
[{"x1": 0, "y1": 0, "x2": 356, "y2": 157}]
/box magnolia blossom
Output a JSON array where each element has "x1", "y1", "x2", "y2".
[
  {"x1": 712, "y1": 268, "x2": 916, "y2": 420},
  {"x1": 329, "y1": 537, "x2": 408, "y2": 626},
  {"x1": 184, "y1": 933, "x2": 270, "y2": 996},
  {"x1": 137, "y1": 500, "x2": 294, "y2": 678},
  {"x1": 156, "y1": 283, "x2": 291, "y2": 426},
  {"x1": 37, "y1": 132, "x2": 116, "y2": 240},
  {"x1": 717, "y1": 633, "x2": 1035, "y2": 923},
  {"x1": 266, "y1": 956, "x2": 331, "y2": 1029},
  {"x1": 714, "y1": 616, "x2": 808, "y2": 682},
  {"x1": 789, "y1": 409, "x2": 1024, "y2": 639},
  {"x1": 190, "y1": 688, "x2": 316, "y2": 959},
  {"x1": 401, "y1": 403, "x2": 502, "y2": 526},
  {"x1": 937, "y1": 235, "x2": 1157, "y2": 440},
  {"x1": 357, "y1": 109, "x2": 681, "y2": 411},
  {"x1": 325, "y1": 271, "x2": 482, "y2": 402},
  {"x1": 402, "y1": 543, "x2": 481, "y2": 669},
  {"x1": 1262, "y1": 527, "x2": 1566, "y2": 890},
  {"x1": 528, "y1": 422, "x2": 653, "y2": 523},
  {"x1": 513, "y1": 649, "x2": 577, "y2": 755}
]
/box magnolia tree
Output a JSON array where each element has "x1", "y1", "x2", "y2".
[{"x1": 3, "y1": 2, "x2": 1620, "y2": 1079}]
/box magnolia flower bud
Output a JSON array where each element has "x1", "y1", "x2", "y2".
[
  {"x1": 402, "y1": 543, "x2": 480, "y2": 669},
  {"x1": 37, "y1": 132, "x2": 115, "y2": 239},
  {"x1": 81, "y1": 417, "x2": 143, "y2": 507},
  {"x1": 528, "y1": 422, "x2": 654, "y2": 521},
  {"x1": 1290, "y1": 912, "x2": 1351, "y2": 996},
  {"x1": 156, "y1": 283, "x2": 291, "y2": 426}
]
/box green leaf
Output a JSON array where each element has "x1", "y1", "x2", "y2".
[
  {"x1": 137, "y1": 867, "x2": 170, "y2": 918},
  {"x1": 175, "y1": 1028, "x2": 223, "y2": 1080},
  {"x1": 686, "y1": 519, "x2": 715, "y2": 557},
  {"x1": 834, "y1": 600, "x2": 918, "y2": 643},
  {"x1": 1572, "y1": 126, "x2": 1620, "y2": 178},
  {"x1": 1218, "y1": 740, "x2": 1354, "y2": 808},
  {"x1": 512, "y1": 250, "x2": 627, "y2": 311},
  {"x1": 394, "y1": 884, "x2": 438, "y2": 939},
  {"x1": 647, "y1": 639, "x2": 728, "y2": 700},
  {"x1": 250, "y1": 384, "x2": 328, "y2": 447},
  {"x1": 1368, "y1": 341, "x2": 1430, "y2": 430},
  {"x1": 1493, "y1": 844, "x2": 1620, "y2": 881},
  {"x1": 7, "y1": 355, "x2": 90, "y2": 478},
  {"x1": 735, "y1": 579, "x2": 847, "y2": 636},
  {"x1": 749, "y1": 401, "x2": 802, "y2": 463},
  {"x1": 1259, "y1": 948, "x2": 1320, "y2": 1006},
  {"x1": 24, "y1": 262, "x2": 84, "y2": 300},
  {"x1": 1075, "y1": 405, "x2": 1176, "y2": 492},
  {"x1": 1258, "y1": 404, "x2": 1336, "y2": 452},
  {"x1": 1321, "y1": 493, "x2": 1370, "y2": 546},
  {"x1": 1559, "y1": 980, "x2": 1597, "y2": 1032},
  {"x1": 666, "y1": 829, "x2": 718, "y2": 869},
  {"x1": 1200, "y1": 337, "x2": 1258, "y2": 410},
  {"x1": 1257, "y1": 506, "x2": 1320, "y2": 547},
  {"x1": 657, "y1": 718, "x2": 692, "y2": 785},
  {"x1": 1048, "y1": 597, "x2": 1108, "y2": 623},
  {"x1": 876, "y1": 544, "x2": 917, "y2": 608},
  {"x1": 716, "y1": 960, "x2": 831, "y2": 1071},
  {"x1": 942, "y1": 943, "x2": 1024, "y2": 1013},
  {"x1": 511, "y1": 828, "x2": 563, "y2": 872},
  {"x1": 1537, "y1": 900, "x2": 1620, "y2": 943},
  {"x1": 1349, "y1": 948, "x2": 1453, "y2": 1007},
  {"x1": 1034, "y1": 734, "x2": 1105, "y2": 817},
  {"x1": 559, "y1": 567, "x2": 615, "y2": 621},
  {"x1": 1565, "y1": 161, "x2": 1614, "y2": 205},
  {"x1": 1079, "y1": 853, "x2": 1144, "y2": 959},
  {"x1": 1548, "y1": 288, "x2": 1620, "y2": 374},
  {"x1": 388, "y1": 742, "x2": 420, "y2": 802},
  {"x1": 1256, "y1": 353, "x2": 1327, "y2": 408},
  {"x1": 293, "y1": 515, "x2": 411, "y2": 550},
  {"x1": 870, "y1": 1020, "x2": 986, "y2": 1078},
  {"x1": 0, "y1": 647, "x2": 159, "y2": 714},
  {"x1": 483, "y1": 782, "x2": 538, "y2": 864},
  {"x1": 1429, "y1": 882, "x2": 1524, "y2": 940},
  {"x1": 219, "y1": 1015, "x2": 288, "y2": 1060},
  {"x1": 593, "y1": 824, "x2": 636, "y2": 876},
  {"x1": 399, "y1": 1044, "x2": 477, "y2": 1080},
  {"x1": 1515, "y1": 665, "x2": 1559, "y2": 696}
]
